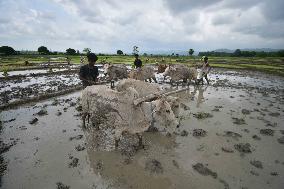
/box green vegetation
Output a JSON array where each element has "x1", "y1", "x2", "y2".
[
  {"x1": 38, "y1": 46, "x2": 50, "y2": 55},
  {"x1": 0, "y1": 46, "x2": 16, "y2": 56},
  {"x1": 66, "y1": 48, "x2": 77, "y2": 55},
  {"x1": 0, "y1": 54, "x2": 283, "y2": 76},
  {"x1": 199, "y1": 49, "x2": 284, "y2": 57}
]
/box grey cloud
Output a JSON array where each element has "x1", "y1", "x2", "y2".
[
  {"x1": 212, "y1": 14, "x2": 235, "y2": 25},
  {"x1": 260, "y1": 0, "x2": 284, "y2": 21},
  {"x1": 163, "y1": 0, "x2": 223, "y2": 13},
  {"x1": 220, "y1": 0, "x2": 260, "y2": 10},
  {"x1": 233, "y1": 21, "x2": 284, "y2": 39}
]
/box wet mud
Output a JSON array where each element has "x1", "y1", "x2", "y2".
[{"x1": 0, "y1": 68, "x2": 284, "y2": 189}]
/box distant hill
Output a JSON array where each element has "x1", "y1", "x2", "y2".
[
  {"x1": 137, "y1": 48, "x2": 282, "y2": 56},
  {"x1": 213, "y1": 48, "x2": 282, "y2": 53},
  {"x1": 141, "y1": 50, "x2": 189, "y2": 56}
]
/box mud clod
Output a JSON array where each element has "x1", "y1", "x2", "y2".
[
  {"x1": 221, "y1": 147, "x2": 234, "y2": 153},
  {"x1": 250, "y1": 160, "x2": 263, "y2": 169},
  {"x1": 0, "y1": 156, "x2": 8, "y2": 177},
  {"x1": 56, "y1": 111, "x2": 62, "y2": 116},
  {"x1": 269, "y1": 112, "x2": 280, "y2": 117},
  {"x1": 218, "y1": 179, "x2": 230, "y2": 189},
  {"x1": 250, "y1": 170, "x2": 259, "y2": 176},
  {"x1": 252, "y1": 135, "x2": 261, "y2": 140},
  {"x1": 56, "y1": 182, "x2": 70, "y2": 189},
  {"x1": 180, "y1": 130, "x2": 189, "y2": 136},
  {"x1": 234, "y1": 143, "x2": 252, "y2": 153},
  {"x1": 241, "y1": 109, "x2": 250, "y2": 115},
  {"x1": 192, "y1": 163, "x2": 217, "y2": 179},
  {"x1": 75, "y1": 144, "x2": 85, "y2": 151},
  {"x1": 193, "y1": 112, "x2": 213, "y2": 119},
  {"x1": 277, "y1": 136, "x2": 284, "y2": 144},
  {"x1": 270, "y1": 172, "x2": 278, "y2": 176},
  {"x1": 192, "y1": 129, "x2": 207, "y2": 138},
  {"x1": 36, "y1": 109, "x2": 48, "y2": 116},
  {"x1": 68, "y1": 158, "x2": 79, "y2": 168},
  {"x1": 29, "y1": 118, "x2": 38, "y2": 124},
  {"x1": 75, "y1": 105, "x2": 82, "y2": 112},
  {"x1": 172, "y1": 160, "x2": 179, "y2": 168},
  {"x1": 69, "y1": 135, "x2": 83, "y2": 141},
  {"x1": 145, "y1": 159, "x2": 163, "y2": 174},
  {"x1": 96, "y1": 160, "x2": 103, "y2": 170},
  {"x1": 232, "y1": 117, "x2": 246, "y2": 125},
  {"x1": 223, "y1": 131, "x2": 242, "y2": 140},
  {"x1": 260, "y1": 129, "x2": 274, "y2": 136}
]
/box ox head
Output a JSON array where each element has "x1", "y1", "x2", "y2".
[
  {"x1": 163, "y1": 65, "x2": 176, "y2": 76},
  {"x1": 165, "y1": 96, "x2": 180, "y2": 118},
  {"x1": 103, "y1": 63, "x2": 112, "y2": 75},
  {"x1": 152, "y1": 98, "x2": 179, "y2": 133}
]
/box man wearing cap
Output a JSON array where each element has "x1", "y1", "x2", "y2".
[
  {"x1": 133, "y1": 54, "x2": 142, "y2": 69},
  {"x1": 198, "y1": 56, "x2": 211, "y2": 85},
  {"x1": 79, "y1": 53, "x2": 99, "y2": 87}
]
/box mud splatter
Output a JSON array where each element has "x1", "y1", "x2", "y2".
[
  {"x1": 232, "y1": 117, "x2": 246, "y2": 125},
  {"x1": 234, "y1": 143, "x2": 252, "y2": 154},
  {"x1": 260, "y1": 129, "x2": 274, "y2": 136},
  {"x1": 192, "y1": 163, "x2": 217, "y2": 179},
  {"x1": 250, "y1": 160, "x2": 263, "y2": 169},
  {"x1": 193, "y1": 112, "x2": 213, "y2": 119},
  {"x1": 192, "y1": 129, "x2": 207, "y2": 138},
  {"x1": 56, "y1": 182, "x2": 70, "y2": 189},
  {"x1": 145, "y1": 159, "x2": 163, "y2": 174}
]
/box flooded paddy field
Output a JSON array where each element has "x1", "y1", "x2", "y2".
[{"x1": 0, "y1": 68, "x2": 284, "y2": 189}]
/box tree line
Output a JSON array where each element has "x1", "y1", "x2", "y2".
[
  {"x1": 1, "y1": 45, "x2": 284, "y2": 57},
  {"x1": 0, "y1": 46, "x2": 91, "y2": 56},
  {"x1": 198, "y1": 49, "x2": 284, "y2": 57}
]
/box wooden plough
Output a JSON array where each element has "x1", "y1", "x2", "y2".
[{"x1": 133, "y1": 87, "x2": 190, "y2": 105}]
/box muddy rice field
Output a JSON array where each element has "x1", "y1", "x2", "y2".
[{"x1": 0, "y1": 67, "x2": 284, "y2": 189}]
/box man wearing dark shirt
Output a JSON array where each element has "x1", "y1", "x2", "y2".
[
  {"x1": 134, "y1": 54, "x2": 142, "y2": 69},
  {"x1": 79, "y1": 53, "x2": 99, "y2": 87}
]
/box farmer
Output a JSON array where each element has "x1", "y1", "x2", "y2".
[
  {"x1": 197, "y1": 56, "x2": 211, "y2": 85},
  {"x1": 79, "y1": 53, "x2": 99, "y2": 87},
  {"x1": 133, "y1": 54, "x2": 142, "y2": 69}
]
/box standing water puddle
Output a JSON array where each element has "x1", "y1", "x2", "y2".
[{"x1": 0, "y1": 69, "x2": 284, "y2": 189}]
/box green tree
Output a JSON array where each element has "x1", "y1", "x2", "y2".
[
  {"x1": 83, "y1": 48, "x2": 91, "y2": 54},
  {"x1": 117, "y1": 50, "x2": 123, "y2": 55},
  {"x1": 38, "y1": 46, "x2": 50, "y2": 55},
  {"x1": 188, "y1": 49, "x2": 194, "y2": 56},
  {"x1": 0, "y1": 46, "x2": 16, "y2": 55},
  {"x1": 66, "y1": 48, "x2": 76, "y2": 55},
  {"x1": 133, "y1": 46, "x2": 139, "y2": 55},
  {"x1": 234, "y1": 49, "x2": 242, "y2": 57}
]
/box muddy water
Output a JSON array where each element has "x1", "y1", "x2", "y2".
[{"x1": 1, "y1": 69, "x2": 284, "y2": 189}]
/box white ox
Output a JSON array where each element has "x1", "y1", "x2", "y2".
[
  {"x1": 117, "y1": 79, "x2": 180, "y2": 118},
  {"x1": 128, "y1": 66, "x2": 157, "y2": 83},
  {"x1": 81, "y1": 85, "x2": 178, "y2": 148},
  {"x1": 103, "y1": 63, "x2": 128, "y2": 81},
  {"x1": 163, "y1": 64, "x2": 198, "y2": 85}
]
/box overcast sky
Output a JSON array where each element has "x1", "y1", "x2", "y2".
[{"x1": 0, "y1": 0, "x2": 283, "y2": 53}]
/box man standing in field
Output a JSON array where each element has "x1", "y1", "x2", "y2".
[
  {"x1": 79, "y1": 53, "x2": 99, "y2": 87},
  {"x1": 197, "y1": 56, "x2": 211, "y2": 85},
  {"x1": 133, "y1": 54, "x2": 142, "y2": 69}
]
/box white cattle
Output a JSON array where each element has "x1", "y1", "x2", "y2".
[
  {"x1": 128, "y1": 66, "x2": 157, "y2": 82},
  {"x1": 81, "y1": 85, "x2": 178, "y2": 148},
  {"x1": 163, "y1": 64, "x2": 197, "y2": 85},
  {"x1": 117, "y1": 79, "x2": 181, "y2": 118},
  {"x1": 103, "y1": 63, "x2": 128, "y2": 81}
]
